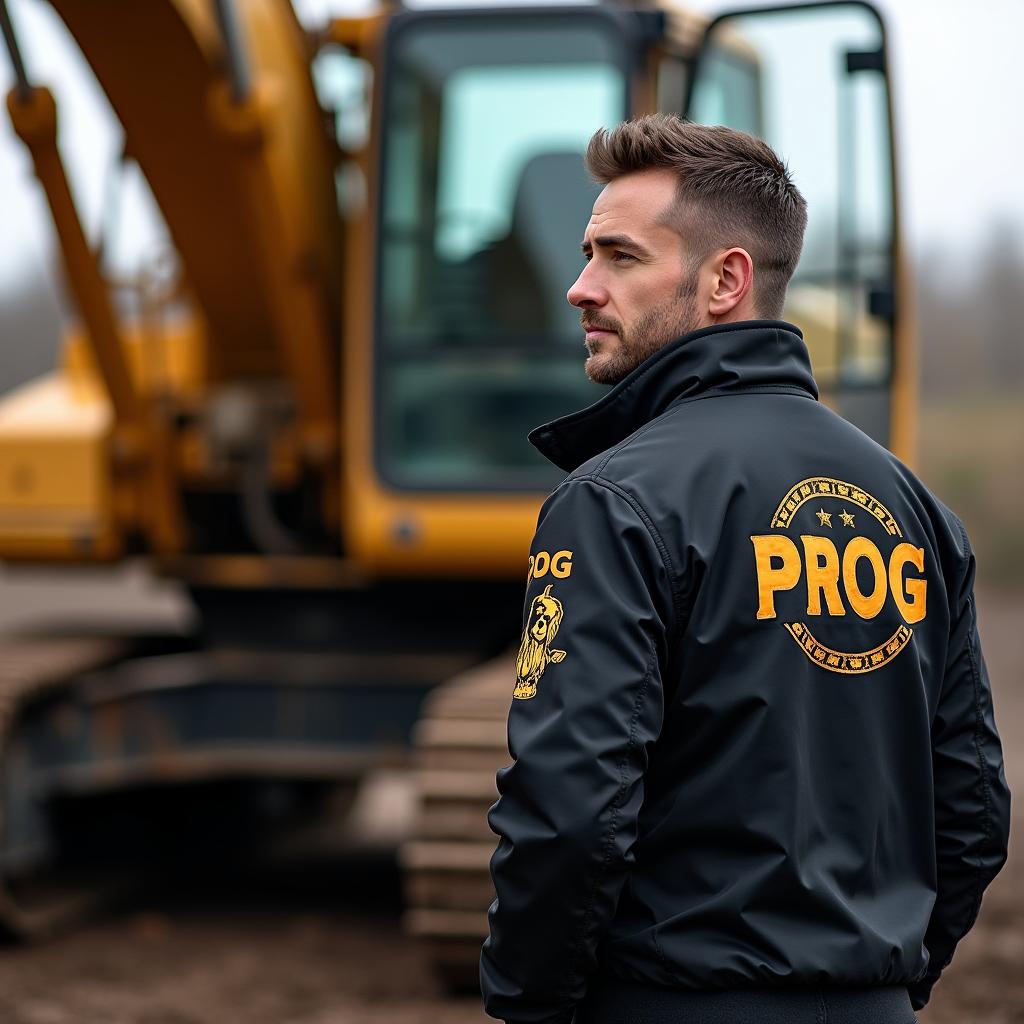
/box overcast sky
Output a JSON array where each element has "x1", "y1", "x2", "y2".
[{"x1": 0, "y1": 0, "x2": 1021, "y2": 299}]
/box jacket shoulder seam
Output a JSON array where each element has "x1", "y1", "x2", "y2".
[{"x1": 572, "y1": 474, "x2": 686, "y2": 635}]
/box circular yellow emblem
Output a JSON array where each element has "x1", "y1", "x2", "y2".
[{"x1": 750, "y1": 476, "x2": 927, "y2": 675}]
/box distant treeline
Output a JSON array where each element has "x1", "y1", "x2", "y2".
[{"x1": 917, "y1": 226, "x2": 1024, "y2": 397}]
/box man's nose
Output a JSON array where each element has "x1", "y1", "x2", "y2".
[{"x1": 566, "y1": 261, "x2": 607, "y2": 309}]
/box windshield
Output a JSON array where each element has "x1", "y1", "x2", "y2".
[{"x1": 376, "y1": 14, "x2": 629, "y2": 491}]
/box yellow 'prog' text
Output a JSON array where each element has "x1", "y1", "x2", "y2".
[{"x1": 751, "y1": 534, "x2": 926, "y2": 622}]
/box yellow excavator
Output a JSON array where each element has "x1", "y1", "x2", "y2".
[{"x1": 0, "y1": 0, "x2": 908, "y2": 984}]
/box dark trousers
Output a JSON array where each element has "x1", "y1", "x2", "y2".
[{"x1": 572, "y1": 978, "x2": 918, "y2": 1024}]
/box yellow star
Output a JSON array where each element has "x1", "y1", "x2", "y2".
[
  {"x1": 816, "y1": 508, "x2": 832, "y2": 527},
  {"x1": 839, "y1": 509, "x2": 855, "y2": 528}
]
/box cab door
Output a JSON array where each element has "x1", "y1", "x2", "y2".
[{"x1": 685, "y1": 3, "x2": 909, "y2": 459}]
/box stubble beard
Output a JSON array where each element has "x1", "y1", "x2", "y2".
[{"x1": 584, "y1": 276, "x2": 703, "y2": 386}]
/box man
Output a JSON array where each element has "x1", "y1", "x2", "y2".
[{"x1": 479, "y1": 114, "x2": 1010, "y2": 1024}]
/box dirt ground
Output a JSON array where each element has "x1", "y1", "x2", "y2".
[{"x1": 0, "y1": 569, "x2": 1018, "y2": 1023}]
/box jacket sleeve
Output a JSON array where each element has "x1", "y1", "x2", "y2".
[
  {"x1": 480, "y1": 476, "x2": 676, "y2": 1024},
  {"x1": 908, "y1": 522, "x2": 1011, "y2": 1011}
]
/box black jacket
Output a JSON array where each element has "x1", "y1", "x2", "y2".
[{"x1": 480, "y1": 320, "x2": 1010, "y2": 1024}]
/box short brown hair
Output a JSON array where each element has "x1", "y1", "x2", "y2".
[{"x1": 584, "y1": 114, "x2": 807, "y2": 318}]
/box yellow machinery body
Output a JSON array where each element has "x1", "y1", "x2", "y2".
[{"x1": 0, "y1": 0, "x2": 910, "y2": 959}]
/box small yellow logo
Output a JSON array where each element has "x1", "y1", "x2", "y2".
[{"x1": 513, "y1": 584, "x2": 567, "y2": 699}]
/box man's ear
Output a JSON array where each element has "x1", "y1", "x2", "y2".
[{"x1": 708, "y1": 247, "x2": 755, "y2": 318}]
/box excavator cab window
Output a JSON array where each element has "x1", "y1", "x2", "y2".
[
  {"x1": 687, "y1": 2, "x2": 898, "y2": 449},
  {"x1": 370, "y1": 2, "x2": 900, "y2": 501},
  {"x1": 375, "y1": 9, "x2": 638, "y2": 491}
]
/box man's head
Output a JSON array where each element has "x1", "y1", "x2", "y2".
[{"x1": 568, "y1": 114, "x2": 807, "y2": 385}]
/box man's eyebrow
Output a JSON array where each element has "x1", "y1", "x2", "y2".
[{"x1": 580, "y1": 234, "x2": 654, "y2": 259}]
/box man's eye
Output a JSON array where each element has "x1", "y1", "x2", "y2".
[{"x1": 582, "y1": 251, "x2": 636, "y2": 263}]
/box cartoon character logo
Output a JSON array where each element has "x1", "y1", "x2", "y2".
[{"x1": 513, "y1": 584, "x2": 567, "y2": 699}]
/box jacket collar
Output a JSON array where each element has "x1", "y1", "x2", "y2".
[{"x1": 529, "y1": 319, "x2": 817, "y2": 473}]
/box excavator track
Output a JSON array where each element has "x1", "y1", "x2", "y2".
[
  {"x1": 0, "y1": 636, "x2": 129, "y2": 939},
  {"x1": 400, "y1": 652, "x2": 515, "y2": 989}
]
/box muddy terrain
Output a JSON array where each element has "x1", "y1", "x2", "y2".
[{"x1": 0, "y1": 569, "x2": 1017, "y2": 1023}]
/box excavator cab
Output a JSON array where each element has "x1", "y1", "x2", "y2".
[{"x1": 340, "y1": 1, "x2": 904, "y2": 584}]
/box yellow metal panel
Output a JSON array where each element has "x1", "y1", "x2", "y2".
[
  {"x1": 347, "y1": 490, "x2": 544, "y2": 579},
  {"x1": 62, "y1": 317, "x2": 208, "y2": 400},
  {"x1": 0, "y1": 374, "x2": 119, "y2": 560},
  {"x1": 338, "y1": 10, "x2": 384, "y2": 565},
  {"x1": 324, "y1": 13, "x2": 389, "y2": 57}
]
